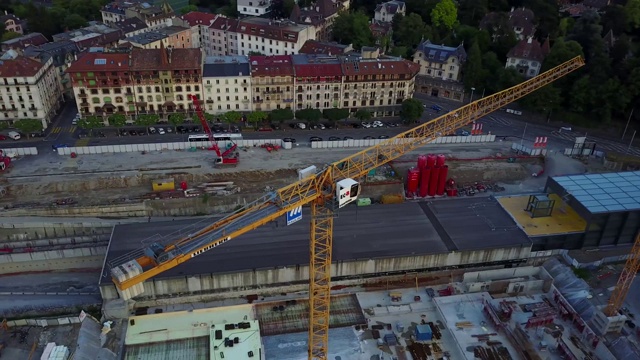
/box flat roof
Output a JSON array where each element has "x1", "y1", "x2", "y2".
[
  {"x1": 498, "y1": 194, "x2": 588, "y2": 236},
  {"x1": 125, "y1": 305, "x2": 260, "y2": 360},
  {"x1": 100, "y1": 199, "x2": 531, "y2": 285},
  {"x1": 550, "y1": 171, "x2": 640, "y2": 213}
]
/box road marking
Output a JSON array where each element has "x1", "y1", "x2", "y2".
[
  {"x1": 51, "y1": 127, "x2": 61, "y2": 134},
  {"x1": 68, "y1": 126, "x2": 77, "y2": 133},
  {"x1": 550, "y1": 130, "x2": 577, "y2": 141},
  {"x1": 485, "y1": 116, "x2": 512, "y2": 126},
  {"x1": 74, "y1": 139, "x2": 89, "y2": 147}
]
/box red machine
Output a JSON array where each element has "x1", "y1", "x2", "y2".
[
  {"x1": 0, "y1": 150, "x2": 11, "y2": 171},
  {"x1": 189, "y1": 95, "x2": 239, "y2": 167}
]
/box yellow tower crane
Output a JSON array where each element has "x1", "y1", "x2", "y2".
[
  {"x1": 605, "y1": 233, "x2": 640, "y2": 316},
  {"x1": 108, "y1": 56, "x2": 585, "y2": 359}
]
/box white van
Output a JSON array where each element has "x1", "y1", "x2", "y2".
[{"x1": 7, "y1": 131, "x2": 20, "y2": 140}]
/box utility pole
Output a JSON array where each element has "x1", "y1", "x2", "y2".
[
  {"x1": 629, "y1": 130, "x2": 637, "y2": 152},
  {"x1": 520, "y1": 123, "x2": 527, "y2": 146},
  {"x1": 622, "y1": 108, "x2": 634, "y2": 140},
  {"x1": 469, "y1": 87, "x2": 475, "y2": 104}
]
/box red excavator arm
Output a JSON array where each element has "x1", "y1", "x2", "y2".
[{"x1": 189, "y1": 94, "x2": 239, "y2": 166}]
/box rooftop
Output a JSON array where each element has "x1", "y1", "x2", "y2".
[
  {"x1": 415, "y1": 39, "x2": 467, "y2": 64},
  {"x1": 497, "y1": 194, "x2": 588, "y2": 236},
  {"x1": 124, "y1": 305, "x2": 261, "y2": 360},
  {"x1": 130, "y1": 47, "x2": 202, "y2": 70},
  {"x1": 374, "y1": 0, "x2": 406, "y2": 15},
  {"x1": 66, "y1": 52, "x2": 130, "y2": 73},
  {"x1": 100, "y1": 199, "x2": 530, "y2": 285},
  {"x1": 507, "y1": 37, "x2": 548, "y2": 62},
  {"x1": 340, "y1": 56, "x2": 420, "y2": 77},
  {"x1": 203, "y1": 60, "x2": 251, "y2": 77},
  {"x1": 237, "y1": 17, "x2": 310, "y2": 43},
  {"x1": 123, "y1": 31, "x2": 166, "y2": 45},
  {"x1": 0, "y1": 55, "x2": 47, "y2": 77},
  {"x1": 292, "y1": 54, "x2": 343, "y2": 77},
  {"x1": 548, "y1": 171, "x2": 640, "y2": 214},
  {"x1": 1, "y1": 32, "x2": 48, "y2": 49},
  {"x1": 23, "y1": 40, "x2": 80, "y2": 67},
  {"x1": 111, "y1": 17, "x2": 148, "y2": 34},
  {"x1": 180, "y1": 11, "x2": 217, "y2": 27},
  {"x1": 249, "y1": 55, "x2": 294, "y2": 77},
  {"x1": 298, "y1": 39, "x2": 350, "y2": 55},
  {"x1": 154, "y1": 25, "x2": 190, "y2": 36}
]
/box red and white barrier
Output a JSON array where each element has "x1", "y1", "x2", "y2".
[
  {"x1": 471, "y1": 123, "x2": 483, "y2": 135},
  {"x1": 534, "y1": 137, "x2": 548, "y2": 148}
]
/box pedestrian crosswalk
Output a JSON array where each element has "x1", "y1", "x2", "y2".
[
  {"x1": 550, "y1": 130, "x2": 579, "y2": 141},
  {"x1": 484, "y1": 115, "x2": 512, "y2": 126},
  {"x1": 50, "y1": 126, "x2": 77, "y2": 134}
]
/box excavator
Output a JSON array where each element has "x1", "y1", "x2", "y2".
[
  {"x1": 189, "y1": 95, "x2": 239, "y2": 166},
  {"x1": 110, "y1": 56, "x2": 586, "y2": 359}
]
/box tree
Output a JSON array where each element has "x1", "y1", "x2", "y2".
[
  {"x1": 267, "y1": 0, "x2": 295, "y2": 18},
  {"x1": 108, "y1": 114, "x2": 126, "y2": 128},
  {"x1": 355, "y1": 109, "x2": 371, "y2": 121},
  {"x1": 135, "y1": 114, "x2": 158, "y2": 127},
  {"x1": 295, "y1": 108, "x2": 322, "y2": 123},
  {"x1": 13, "y1": 118, "x2": 44, "y2": 133},
  {"x1": 331, "y1": 11, "x2": 374, "y2": 49},
  {"x1": 600, "y1": 5, "x2": 628, "y2": 35},
  {"x1": 542, "y1": 38, "x2": 584, "y2": 72},
  {"x1": 393, "y1": 13, "x2": 431, "y2": 49},
  {"x1": 247, "y1": 111, "x2": 268, "y2": 128},
  {"x1": 1, "y1": 31, "x2": 21, "y2": 41},
  {"x1": 431, "y1": 0, "x2": 458, "y2": 31},
  {"x1": 180, "y1": 5, "x2": 199, "y2": 14},
  {"x1": 401, "y1": 99, "x2": 424, "y2": 123},
  {"x1": 62, "y1": 13, "x2": 87, "y2": 30},
  {"x1": 168, "y1": 113, "x2": 185, "y2": 128},
  {"x1": 519, "y1": 84, "x2": 563, "y2": 114},
  {"x1": 76, "y1": 116, "x2": 103, "y2": 134},
  {"x1": 457, "y1": 0, "x2": 488, "y2": 26},
  {"x1": 222, "y1": 111, "x2": 242, "y2": 129},
  {"x1": 626, "y1": 0, "x2": 640, "y2": 30},
  {"x1": 269, "y1": 108, "x2": 294, "y2": 123},
  {"x1": 524, "y1": 0, "x2": 559, "y2": 39},
  {"x1": 463, "y1": 41, "x2": 483, "y2": 90},
  {"x1": 323, "y1": 108, "x2": 349, "y2": 125}
]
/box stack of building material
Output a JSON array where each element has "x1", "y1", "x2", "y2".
[
  {"x1": 110, "y1": 260, "x2": 145, "y2": 299},
  {"x1": 384, "y1": 333, "x2": 398, "y2": 346},
  {"x1": 40, "y1": 343, "x2": 56, "y2": 360},
  {"x1": 47, "y1": 345, "x2": 70, "y2": 360},
  {"x1": 415, "y1": 324, "x2": 432, "y2": 341}
]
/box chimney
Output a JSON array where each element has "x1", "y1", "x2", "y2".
[
  {"x1": 527, "y1": 37, "x2": 532, "y2": 44},
  {"x1": 74, "y1": 53, "x2": 77, "y2": 61},
  {"x1": 511, "y1": 6, "x2": 514, "y2": 12}
]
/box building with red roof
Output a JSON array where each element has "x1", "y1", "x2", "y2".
[
  {"x1": 292, "y1": 54, "x2": 343, "y2": 110},
  {"x1": 506, "y1": 37, "x2": 550, "y2": 78},
  {"x1": 249, "y1": 55, "x2": 295, "y2": 111},
  {"x1": 176, "y1": 12, "x2": 218, "y2": 52},
  {"x1": 0, "y1": 51, "x2": 63, "y2": 129}
]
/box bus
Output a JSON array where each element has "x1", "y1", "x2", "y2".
[{"x1": 188, "y1": 134, "x2": 243, "y2": 142}]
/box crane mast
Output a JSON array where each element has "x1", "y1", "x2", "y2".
[
  {"x1": 108, "y1": 56, "x2": 585, "y2": 360},
  {"x1": 190, "y1": 95, "x2": 239, "y2": 166}
]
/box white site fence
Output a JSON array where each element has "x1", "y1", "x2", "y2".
[
  {"x1": 0, "y1": 147, "x2": 38, "y2": 156},
  {"x1": 311, "y1": 134, "x2": 496, "y2": 149},
  {"x1": 6, "y1": 315, "x2": 83, "y2": 327},
  {"x1": 56, "y1": 139, "x2": 281, "y2": 156},
  {"x1": 511, "y1": 143, "x2": 547, "y2": 156}
]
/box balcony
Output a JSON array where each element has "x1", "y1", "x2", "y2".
[
  {"x1": 283, "y1": 99, "x2": 294, "y2": 103},
  {"x1": 264, "y1": 89, "x2": 283, "y2": 94},
  {"x1": 206, "y1": 99, "x2": 214, "y2": 104},
  {"x1": 254, "y1": 99, "x2": 264, "y2": 103},
  {"x1": 241, "y1": 99, "x2": 250, "y2": 103},
  {"x1": 78, "y1": 93, "x2": 87, "y2": 97}
]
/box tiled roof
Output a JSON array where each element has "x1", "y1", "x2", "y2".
[
  {"x1": 112, "y1": 17, "x2": 148, "y2": 34},
  {"x1": 340, "y1": 56, "x2": 419, "y2": 77},
  {"x1": 561, "y1": 3, "x2": 588, "y2": 17},
  {"x1": 299, "y1": 40, "x2": 349, "y2": 55},
  {"x1": 249, "y1": 55, "x2": 294, "y2": 77},
  {"x1": 507, "y1": 38, "x2": 546, "y2": 62},
  {"x1": 180, "y1": 11, "x2": 217, "y2": 27},
  {"x1": 583, "y1": 0, "x2": 609, "y2": 9},
  {"x1": 0, "y1": 55, "x2": 46, "y2": 77},
  {"x1": 209, "y1": 16, "x2": 239, "y2": 32},
  {"x1": 130, "y1": 48, "x2": 202, "y2": 71},
  {"x1": 236, "y1": 18, "x2": 308, "y2": 44},
  {"x1": 292, "y1": 54, "x2": 343, "y2": 77},
  {"x1": 370, "y1": 20, "x2": 392, "y2": 37},
  {"x1": 1, "y1": 33, "x2": 49, "y2": 50},
  {"x1": 374, "y1": 0, "x2": 405, "y2": 15},
  {"x1": 415, "y1": 40, "x2": 467, "y2": 64},
  {"x1": 154, "y1": 25, "x2": 190, "y2": 36},
  {"x1": 124, "y1": 31, "x2": 166, "y2": 45},
  {"x1": 23, "y1": 40, "x2": 80, "y2": 67},
  {"x1": 0, "y1": 13, "x2": 20, "y2": 23},
  {"x1": 66, "y1": 52, "x2": 130, "y2": 72}
]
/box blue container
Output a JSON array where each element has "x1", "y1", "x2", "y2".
[{"x1": 416, "y1": 324, "x2": 432, "y2": 341}]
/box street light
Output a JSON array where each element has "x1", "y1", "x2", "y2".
[{"x1": 470, "y1": 87, "x2": 475, "y2": 103}]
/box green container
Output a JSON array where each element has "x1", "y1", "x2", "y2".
[{"x1": 357, "y1": 198, "x2": 372, "y2": 206}]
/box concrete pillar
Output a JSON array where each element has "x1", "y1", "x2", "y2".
[{"x1": 591, "y1": 309, "x2": 626, "y2": 334}]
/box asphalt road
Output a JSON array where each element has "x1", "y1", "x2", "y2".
[{"x1": 5, "y1": 97, "x2": 640, "y2": 157}]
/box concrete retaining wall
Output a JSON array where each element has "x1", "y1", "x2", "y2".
[
  {"x1": 311, "y1": 135, "x2": 496, "y2": 149},
  {"x1": 7, "y1": 315, "x2": 82, "y2": 327},
  {"x1": 0, "y1": 246, "x2": 106, "y2": 274},
  {"x1": 0, "y1": 147, "x2": 38, "y2": 156},
  {"x1": 57, "y1": 140, "x2": 281, "y2": 156},
  {"x1": 512, "y1": 143, "x2": 547, "y2": 156},
  {"x1": 100, "y1": 245, "x2": 531, "y2": 301}
]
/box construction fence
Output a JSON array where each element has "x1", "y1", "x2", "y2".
[
  {"x1": 1, "y1": 147, "x2": 38, "y2": 156},
  {"x1": 511, "y1": 143, "x2": 547, "y2": 156},
  {"x1": 56, "y1": 139, "x2": 282, "y2": 156},
  {"x1": 6, "y1": 315, "x2": 83, "y2": 327},
  {"x1": 311, "y1": 134, "x2": 496, "y2": 149}
]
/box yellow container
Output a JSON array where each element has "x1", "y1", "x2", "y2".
[
  {"x1": 152, "y1": 178, "x2": 175, "y2": 192},
  {"x1": 380, "y1": 194, "x2": 404, "y2": 204}
]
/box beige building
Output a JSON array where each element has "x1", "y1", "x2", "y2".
[
  {"x1": 292, "y1": 54, "x2": 343, "y2": 110},
  {"x1": 0, "y1": 51, "x2": 62, "y2": 130},
  {"x1": 249, "y1": 55, "x2": 294, "y2": 111},
  {"x1": 0, "y1": 12, "x2": 23, "y2": 34},
  {"x1": 413, "y1": 40, "x2": 466, "y2": 101},
  {"x1": 202, "y1": 56, "x2": 252, "y2": 114}
]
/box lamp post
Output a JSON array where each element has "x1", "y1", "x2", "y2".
[
  {"x1": 622, "y1": 108, "x2": 634, "y2": 140},
  {"x1": 469, "y1": 87, "x2": 475, "y2": 104}
]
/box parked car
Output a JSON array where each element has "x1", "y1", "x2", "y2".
[
  {"x1": 378, "y1": 135, "x2": 389, "y2": 139},
  {"x1": 136, "y1": 129, "x2": 146, "y2": 136},
  {"x1": 282, "y1": 137, "x2": 296, "y2": 143},
  {"x1": 372, "y1": 121, "x2": 384, "y2": 128},
  {"x1": 77, "y1": 131, "x2": 89, "y2": 139},
  {"x1": 95, "y1": 131, "x2": 106, "y2": 138},
  {"x1": 8, "y1": 131, "x2": 20, "y2": 140},
  {"x1": 289, "y1": 123, "x2": 297, "y2": 129},
  {"x1": 119, "y1": 129, "x2": 128, "y2": 136},
  {"x1": 430, "y1": 104, "x2": 443, "y2": 112},
  {"x1": 0, "y1": 135, "x2": 7, "y2": 140},
  {"x1": 166, "y1": 127, "x2": 173, "y2": 133},
  {"x1": 363, "y1": 136, "x2": 374, "y2": 139},
  {"x1": 177, "y1": 126, "x2": 188, "y2": 134},
  {"x1": 297, "y1": 123, "x2": 306, "y2": 130},
  {"x1": 193, "y1": 126, "x2": 202, "y2": 132},
  {"x1": 231, "y1": 125, "x2": 241, "y2": 133},
  {"x1": 626, "y1": 320, "x2": 636, "y2": 329},
  {"x1": 328, "y1": 136, "x2": 341, "y2": 141},
  {"x1": 158, "y1": 128, "x2": 166, "y2": 135},
  {"x1": 361, "y1": 122, "x2": 371, "y2": 128},
  {"x1": 343, "y1": 136, "x2": 354, "y2": 140},
  {"x1": 149, "y1": 127, "x2": 157, "y2": 134},
  {"x1": 271, "y1": 123, "x2": 281, "y2": 130},
  {"x1": 212, "y1": 125, "x2": 223, "y2": 133},
  {"x1": 309, "y1": 136, "x2": 323, "y2": 142},
  {"x1": 128, "y1": 130, "x2": 137, "y2": 136},
  {"x1": 386, "y1": 122, "x2": 399, "y2": 127},
  {"x1": 30, "y1": 131, "x2": 45, "y2": 138},
  {"x1": 351, "y1": 123, "x2": 362, "y2": 129}
]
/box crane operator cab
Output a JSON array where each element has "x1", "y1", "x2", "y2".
[{"x1": 336, "y1": 178, "x2": 360, "y2": 208}]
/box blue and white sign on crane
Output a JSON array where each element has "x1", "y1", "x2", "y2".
[{"x1": 286, "y1": 206, "x2": 303, "y2": 226}]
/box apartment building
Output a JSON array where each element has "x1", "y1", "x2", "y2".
[
  {"x1": 122, "y1": 26, "x2": 191, "y2": 49},
  {"x1": 1, "y1": 33, "x2": 48, "y2": 51},
  {"x1": 340, "y1": 55, "x2": 420, "y2": 116},
  {"x1": 237, "y1": 0, "x2": 272, "y2": 16},
  {"x1": 111, "y1": 17, "x2": 149, "y2": 37},
  {"x1": 413, "y1": 40, "x2": 466, "y2": 101},
  {"x1": 23, "y1": 40, "x2": 81, "y2": 100},
  {"x1": 177, "y1": 12, "x2": 217, "y2": 50},
  {"x1": 249, "y1": 55, "x2": 294, "y2": 111},
  {"x1": 236, "y1": 18, "x2": 315, "y2": 56},
  {"x1": 1, "y1": 11, "x2": 24, "y2": 35},
  {"x1": 374, "y1": 0, "x2": 406, "y2": 23},
  {"x1": 505, "y1": 37, "x2": 550, "y2": 78},
  {"x1": 289, "y1": 0, "x2": 345, "y2": 42},
  {"x1": 53, "y1": 23, "x2": 124, "y2": 50},
  {"x1": 292, "y1": 54, "x2": 343, "y2": 110},
  {"x1": 208, "y1": 16, "x2": 239, "y2": 56},
  {"x1": 102, "y1": 1, "x2": 174, "y2": 29},
  {"x1": 67, "y1": 46, "x2": 203, "y2": 120},
  {"x1": 202, "y1": 56, "x2": 252, "y2": 114},
  {"x1": 0, "y1": 51, "x2": 63, "y2": 129}
]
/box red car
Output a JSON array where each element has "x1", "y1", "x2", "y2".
[{"x1": 0, "y1": 135, "x2": 6, "y2": 140}]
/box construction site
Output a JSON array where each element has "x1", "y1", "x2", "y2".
[{"x1": 0, "y1": 56, "x2": 640, "y2": 360}]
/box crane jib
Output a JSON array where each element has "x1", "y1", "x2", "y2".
[{"x1": 190, "y1": 236, "x2": 231, "y2": 258}]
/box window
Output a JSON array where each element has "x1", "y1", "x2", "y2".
[
  {"x1": 92, "y1": 97, "x2": 100, "y2": 104},
  {"x1": 104, "y1": 97, "x2": 112, "y2": 103}
]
